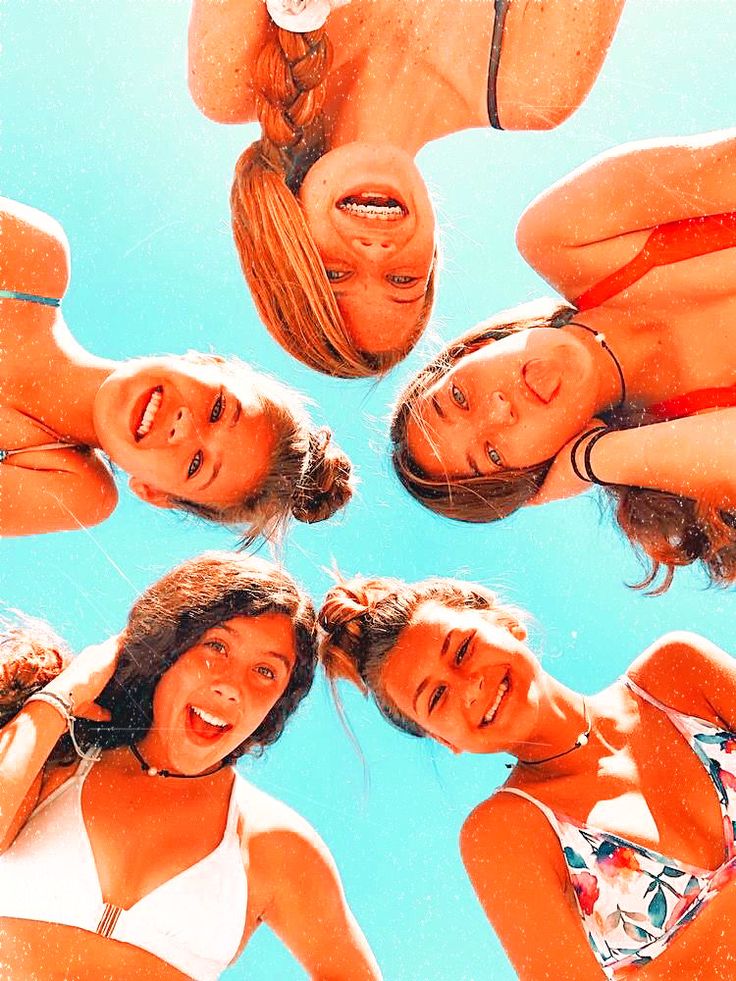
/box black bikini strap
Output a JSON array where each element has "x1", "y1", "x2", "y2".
[{"x1": 487, "y1": 0, "x2": 511, "y2": 130}]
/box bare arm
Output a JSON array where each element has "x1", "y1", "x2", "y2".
[
  {"x1": 498, "y1": 0, "x2": 625, "y2": 130},
  {"x1": 0, "y1": 444, "x2": 118, "y2": 537},
  {"x1": 516, "y1": 128, "x2": 736, "y2": 296},
  {"x1": 188, "y1": 0, "x2": 269, "y2": 123},
  {"x1": 252, "y1": 819, "x2": 381, "y2": 980},
  {"x1": 0, "y1": 198, "x2": 70, "y2": 300}
]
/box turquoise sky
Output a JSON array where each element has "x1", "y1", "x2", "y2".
[{"x1": 2, "y1": 2, "x2": 736, "y2": 978}]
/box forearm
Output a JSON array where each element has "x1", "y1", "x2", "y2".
[
  {"x1": 499, "y1": 0, "x2": 625, "y2": 130},
  {"x1": 0, "y1": 700, "x2": 66, "y2": 845}
]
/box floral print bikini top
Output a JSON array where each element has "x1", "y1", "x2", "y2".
[{"x1": 499, "y1": 678, "x2": 736, "y2": 979}]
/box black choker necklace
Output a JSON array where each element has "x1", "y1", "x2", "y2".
[
  {"x1": 510, "y1": 697, "x2": 591, "y2": 768},
  {"x1": 569, "y1": 321, "x2": 627, "y2": 407},
  {"x1": 129, "y1": 743, "x2": 228, "y2": 779}
]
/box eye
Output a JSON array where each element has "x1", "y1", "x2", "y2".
[
  {"x1": 187, "y1": 450, "x2": 203, "y2": 479},
  {"x1": 326, "y1": 269, "x2": 350, "y2": 283},
  {"x1": 450, "y1": 383, "x2": 467, "y2": 408},
  {"x1": 428, "y1": 684, "x2": 446, "y2": 715},
  {"x1": 205, "y1": 639, "x2": 227, "y2": 656},
  {"x1": 486, "y1": 444, "x2": 503, "y2": 467},
  {"x1": 255, "y1": 664, "x2": 276, "y2": 681},
  {"x1": 455, "y1": 637, "x2": 471, "y2": 666},
  {"x1": 210, "y1": 391, "x2": 225, "y2": 423},
  {"x1": 387, "y1": 274, "x2": 419, "y2": 287}
]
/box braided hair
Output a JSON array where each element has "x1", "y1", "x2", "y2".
[{"x1": 231, "y1": 22, "x2": 436, "y2": 378}]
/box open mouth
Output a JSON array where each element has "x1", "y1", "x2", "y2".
[
  {"x1": 337, "y1": 192, "x2": 407, "y2": 221},
  {"x1": 133, "y1": 386, "x2": 163, "y2": 441},
  {"x1": 187, "y1": 704, "x2": 234, "y2": 742},
  {"x1": 479, "y1": 674, "x2": 510, "y2": 728},
  {"x1": 522, "y1": 360, "x2": 561, "y2": 404}
]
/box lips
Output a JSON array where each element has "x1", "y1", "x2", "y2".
[
  {"x1": 479, "y1": 674, "x2": 510, "y2": 728},
  {"x1": 132, "y1": 386, "x2": 163, "y2": 442},
  {"x1": 522, "y1": 360, "x2": 561, "y2": 404},
  {"x1": 186, "y1": 704, "x2": 233, "y2": 743},
  {"x1": 337, "y1": 191, "x2": 407, "y2": 222}
]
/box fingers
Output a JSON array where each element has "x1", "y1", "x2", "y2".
[{"x1": 75, "y1": 703, "x2": 111, "y2": 723}]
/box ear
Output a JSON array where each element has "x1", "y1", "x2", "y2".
[
  {"x1": 128, "y1": 477, "x2": 176, "y2": 510},
  {"x1": 527, "y1": 418, "x2": 606, "y2": 506},
  {"x1": 509, "y1": 622, "x2": 527, "y2": 642}
]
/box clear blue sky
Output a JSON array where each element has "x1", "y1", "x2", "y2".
[{"x1": 2, "y1": 2, "x2": 736, "y2": 977}]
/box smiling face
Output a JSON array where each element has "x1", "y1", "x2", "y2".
[
  {"x1": 93, "y1": 356, "x2": 276, "y2": 510},
  {"x1": 405, "y1": 328, "x2": 599, "y2": 478},
  {"x1": 138, "y1": 613, "x2": 297, "y2": 775},
  {"x1": 299, "y1": 143, "x2": 436, "y2": 356},
  {"x1": 380, "y1": 600, "x2": 544, "y2": 755}
]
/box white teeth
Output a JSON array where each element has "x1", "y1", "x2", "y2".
[
  {"x1": 191, "y1": 705, "x2": 229, "y2": 729},
  {"x1": 136, "y1": 389, "x2": 162, "y2": 439},
  {"x1": 339, "y1": 202, "x2": 404, "y2": 221},
  {"x1": 482, "y1": 679, "x2": 509, "y2": 726}
]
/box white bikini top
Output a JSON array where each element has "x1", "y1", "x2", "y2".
[{"x1": 0, "y1": 755, "x2": 248, "y2": 981}]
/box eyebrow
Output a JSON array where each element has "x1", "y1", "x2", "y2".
[
  {"x1": 391, "y1": 295, "x2": 424, "y2": 305},
  {"x1": 229, "y1": 399, "x2": 242, "y2": 429},
  {"x1": 199, "y1": 458, "x2": 222, "y2": 492},
  {"x1": 431, "y1": 396, "x2": 445, "y2": 419},
  {"x1": 412, "y1": 631, "x2": 453, "y2": 713},
  {"x1": 268, "y1": 651, "x2": 295, "y2": 670},
  {"x1": 467, "y1": 454, "x2": 481, "y2": 476}
]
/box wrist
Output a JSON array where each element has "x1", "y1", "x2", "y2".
[
  {"x1": 22, "y1": 694, "x2": 70, "y2": 735},
  {"x1": 25, "y1": 688, "x2": 75, "y2": 725},
  {"x1": 569, "y1": 426, "x2": 615, "y2": 486}
]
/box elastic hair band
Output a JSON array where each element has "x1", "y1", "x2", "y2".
[{"x1": 569, "y1": 426, "x2": 612, "y2": 486}]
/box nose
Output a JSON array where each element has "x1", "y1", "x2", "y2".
[
  {"x1": 486, "y1": 391, "x2": 514, "y2": 426},
  {"x1": 212, "y1": 682, "x2": 239, "y2": 704},
  {"x1": 350, "y1": 236, "x2": 397, "y2": 261},
  {"x1": 168, "y1": 406, "x2": 194, "y2": 444},
  {"x1": 463, "y1": 673, "x2": 485, "y2": 709}
]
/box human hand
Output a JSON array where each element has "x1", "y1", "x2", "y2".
[{"x1": 44, "y1": 635, "x2": 122, "y2": 722}]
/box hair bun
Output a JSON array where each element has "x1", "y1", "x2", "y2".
[{"x1": 291, "y1": 427, "x2": 354, "y2": 524}]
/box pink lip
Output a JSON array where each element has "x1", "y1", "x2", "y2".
[
  {"x1": 185, "y1": 705, "x2": 233, "y2": 745},
  {"x1": 522, "y1": 361, "x2": 561, "y2": 404},
  {"x1": 131, "y1": 385, "x2": 163, "y2": 442}
]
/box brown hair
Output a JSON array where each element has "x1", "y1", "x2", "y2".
[
  {"x1": 170, "y1": 355, "x2": 354, "y2": 544},
  {"x1": 318, "y1": 574, "x2": 522, "y2": 737},
  {"x1": 230, "y1": 22, "x2": 436, "y2": 378},
  {"x1": 1, "y1": 551, "x2": 317, "y2": 761},
  {"x1": 390, "y1": 298, "x2": 736, "y2": 592}
]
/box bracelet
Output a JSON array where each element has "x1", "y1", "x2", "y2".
[
  {"x1": 25, "y1": 690, "x2": 98, "y2": 762},
  {"x1": 569, "y1": 426, "x2": 615, "y2": 487}
]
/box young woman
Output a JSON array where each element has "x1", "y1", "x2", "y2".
[
  {"x1": 391, "y1": 128, "x2": 736, "y2": 591},
  {"x1": 0, "y1": 197, "x2": 353, "y2": 538},
  {"x1": 189, "y1": 0, "x2": 625, "y2": 377},
  {"x1": 0, "y1": 551, "x2": 381, "y2": 981},
  {"x1": 318, "y1": 574, "x2": 736, "y2": 980}
]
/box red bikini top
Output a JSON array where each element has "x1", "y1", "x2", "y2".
[{"x1": 570, "y1": 210, "x2": 736, "y2": 423}]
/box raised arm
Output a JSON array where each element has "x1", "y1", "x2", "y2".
[
  {"x1": 516, "y1": 129, "x2": 736, "y2": 297},
  {"x1": 188, "y1": 0, "x2": 269, "y2": 123},
  {"x1": 251, "y1": 816, "x2": 381, "y2": 980},
  {"x1": 0, "y1": 638, "x2": 119, "y2": 851},
  {"x1": 497, "y1": 0, "x2": 625, "y2": 130}
]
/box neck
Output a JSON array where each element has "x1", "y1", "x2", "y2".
[
  {"x1": 564, "y1": 321, "x2": 628, "y2": 415},
  {"x1": 510, "y1": 676, "x2": 592, "y2": 774}
]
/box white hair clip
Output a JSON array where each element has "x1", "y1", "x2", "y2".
[{"x1": 265, "y1": 0, "x2": 350, "y2": 33}]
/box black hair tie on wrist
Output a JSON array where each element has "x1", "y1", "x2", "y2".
[{"x1": 569, "y1": 426, "x2": 612, "y2": 486}]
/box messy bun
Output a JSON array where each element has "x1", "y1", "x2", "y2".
[
  {"x1": 291, "y1": 428, "x2": 354, "y2": 524},
  {"x1": 318, "y1": 574, "x2": 511, "y2": 737},
  {"x1": 0, "y1": 617, "x2": 70, "y2": 729}
]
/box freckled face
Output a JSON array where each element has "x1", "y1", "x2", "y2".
[
  {"x1": 139, "y1": 614, "x2": 297, "y2": 775},
  {"x1": 299, "y1": 143, "x2": 436, "y2": 357},
  {"x1": 380, "y1": 600, "x2": 543, "y2": 755},
  {"x1": 93, "y1": 357, "x2": 276, "y2": 507},
  {"x1": 405, "y1": 328, "x2": 599, "y2": 478}
]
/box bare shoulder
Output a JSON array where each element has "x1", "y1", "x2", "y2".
[
  {"x1": 235, "y1": 776, "x2": 332, "y2": 861},
  {"x1": 628, "y1": 631, "x2": 736, "y2": 724},
  {"x1": 0, "y1": 197, "x2": 70, "y2": 300}
]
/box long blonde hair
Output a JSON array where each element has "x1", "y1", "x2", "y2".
[{"x1": 230, "y1": 23, "x2": 436, "y2": 378}]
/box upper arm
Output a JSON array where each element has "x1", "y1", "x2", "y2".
[
  {"x1": 253, "y1": 819, "x2": 380, "y2": 980},
  {"x1": 516, "y1": 128, "x2": 736, "y2": 297},
  {"x1": 0, "y1": 198, "x2": 70, "y2": 300},
  {"x1": 188, "y1": 0, "x2": 269, "y2": 123},
  {"x1": 0, "y1": 769, "x2": 42, "y2": 854},
  {"x1": 460, "y1": 795, "x2": 606, "y2": 981},
  {"x1": 497, "y1": 0, "x2": 625, "y2": 131},
  {"x1": 0, "y1": 450, "x2": 118, "y2": 536},
  {"x1": 629, "y1": 632, "x2": 736, "y2": 731}
]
